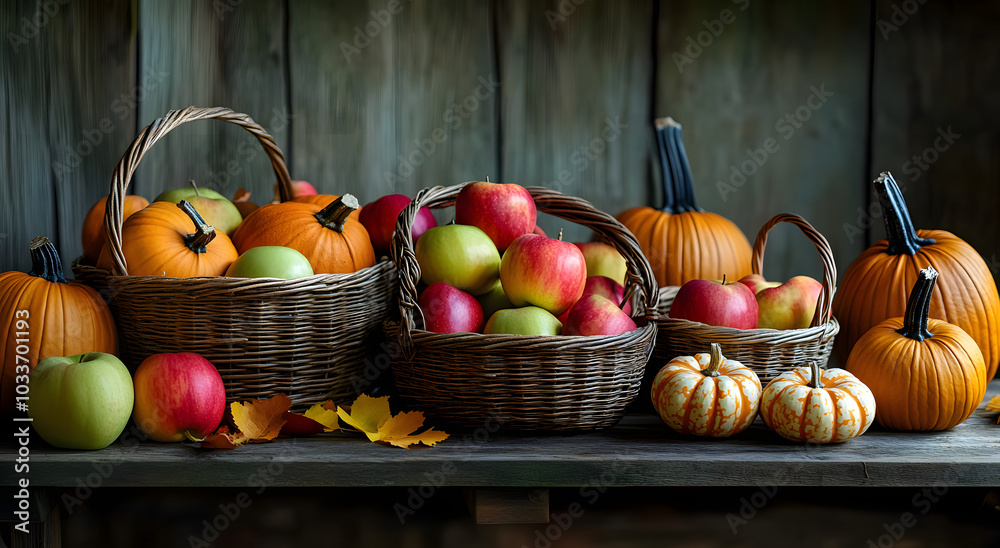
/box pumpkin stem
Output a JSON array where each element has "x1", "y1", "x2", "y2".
[
  {"x1": 898, "y1": 266, "x2": 938, "y2": 341},
  {"x1": 874, "y1": 172, "x2": 935, "y2": 255},
  {"x1": 701, "y1": 343, "x2": 724, "y2": 377},
  {"x1": 178, "y1": 200, "x2": 217, "y2": 253},
  {"x1": 28, "y1": 236, "x2": 67, "y2": 284},
  {"x1": 807, "y1": 361, "x2": 824, "y2": 390},
  {"x1": 315, "y1": 194, "x2": 359, "y2": 233},
  {"x1": 655, "y1": 117, "x2": 702, "y2": 214}
]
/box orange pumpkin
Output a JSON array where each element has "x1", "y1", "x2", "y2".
[
  {"x1": 81, "y1": 195, "x2": 149, "y2": 264},
  {"x1": 0, "y1": 237, "x2": 118, "y2": 414},
  {"x1": 760, "y1": 361, "x2": 875, "y2": 443},
  {"x1": 846, "y1": 267, "x2": 987, "y2": 431},
  {"x1": 97, "y1": 200, "x2": 237, "y2": 278},
  {"x1": 291, "y1": 194, "x2": 361, "y2": 221},
  {"x1": 616, "y1": 117, "x2": 752, "y2": 288},
  {"x1": 650, "y1": 343, "x2": 761, "y2": 437},
  {"x1": 832, "y1": 172, "x2": 1000, "y2": 378},
  {"x1": 231, "y1": 194, "x2": 375, "y2": 274}
]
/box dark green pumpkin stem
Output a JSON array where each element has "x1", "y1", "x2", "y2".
[
  {"x1": 315, "y1": 194, "x2": 359, "y2": 232},
  {"x1": 28, "y1": 236, "x2": 67, "y2": 284},
  {"x1": 655, "y1": 117, "x2": 702, "y2": 214},
  {"x1": 874, "y1": 171, "x2": 935, "y2": 255},
  {"x1": 807, "y1": 361, "x2": 824, "y2": 389},
  {"x1": 178, "y1": 200, "x2": 216, "y2": 253},
  {"x1": 898, "y1": 266, "x2": 938, "y2": 341},
  {"x1": 701, "y1": 343, "x2": 724, "y2": 377}
]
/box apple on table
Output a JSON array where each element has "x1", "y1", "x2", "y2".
[
  {"x1": 500, "y1": 233, "x2": 587, "y2": 317},
  {"x1": 670, "y1": 277, "x2": 758, "y2": 330},
  {"x1": 132, "y1": 352, "x2": 227, "y2": 442},
  {"x1": 455, "y1": 181, "x2": 537, "y2": 252},
  {"x1": 738, "y1": 274, "x2": 823, "y2": 330},
  {"x1": 155, "y1": 180, "x2": 243, "y2": 236}
]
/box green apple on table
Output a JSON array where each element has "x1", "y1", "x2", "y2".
[
  {"x1": 415, "y1": 224, "x2": 501, "y2": 295},
  {"x1": 28, "y1": 352, "x2": 134, "y2": 450},
  {"x1": 738, "y1": 274, "x2": 823, "y2": 330},
  {"x1": 225, "y1": 246, "x2": 314, "y2": 279},
  {"x1": 484, "y1": 306, "x2": 563, "y2": 336},
  {"x1": 155, "y1": 180, "x2": 243, "y2": 236}
]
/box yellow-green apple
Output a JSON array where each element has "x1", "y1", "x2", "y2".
[
  {"x1": 415, "y1": 225, "x2": 500, "y2": 295},
  {"x1": 557, "y1": 275, "x2": 631, "y2": 323},
  {"x1": 418, "y1": 282, "x2": 484, "y2": 333},
  {"x1": 670, "y1": 278, "x2": 758, "y2": 329},
  {"x1": 273, "y1": 180, "x2": 318, "y2": 201},
  {"x1": 359, "y1": 194, "x2": 438, "y2": 257},
  {"x1": 574, "y1": 242, "x2": 627, "y2": 284},
  {"x1": 28, "y1": 352, "x2": 133, "y2": 450},
  {"x1": 155, "y1": 182, "x2": 243, "y2": 235},
  {"x1": 132, "y1": 353, "x2": 227, "y2": 442},
  {"x1": 225, "y1": 246, "x2": 314, "y2": 279},
  {"x1": 455, "y1": 181, "x2": 537, "y2": 252},
  {"x1": 500, "y1": 234, "x2": 587, "y2": 316},
  {"x1": 484, "y1": 306, "x2": 562, "y2": 336},
  {"x1": 739, "y1": 274, "x2": 823, "y2": 330},
  {"x1": 477, "y1": 278, "x2": 514, "y2": 321},
  {"x1": 562, "y1": 294, "x2": 637, "y2": 336}
]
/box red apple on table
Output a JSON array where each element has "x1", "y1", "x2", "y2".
[
  {"x1": 418, "y1": 282, "x2": 484, "y2": 333},
  {"x1": 562, "y1": 294, "x2": 637, "y2": 336},
  {"x1": 500, "y1": 234, "x2": 587, "y2": 317},
  {"x1": 670, "y1": 278, "x2": 758, "y2": 330},
  {"x1": 359, "y1": 194, "x2": 438, "y2": 257},
  {"x1": 557, "y1": 275, "x2": 631, "y2": 323},
  {"x1": 575, "y1": 242, "x2": 627, "y2": 284},
  {"x1": 455, "y1": 181, "x2": 537, "y2": 252},
  {"x1": 739, "y1": 274, "x2": 823, "y2": 330},
  {"x1": 131, "y1": 353, "x2": 227, "y2": 442}
]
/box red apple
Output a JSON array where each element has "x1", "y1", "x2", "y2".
[
  {"x1": 670, "y1": 278, "x2": 758, "y2": 329},
  {"x1": 737, "y1": 274, "x2": 781, "y2": 295},
  {"x1": 418, "y1": 282, "x2": 484, "y2": 333},
  {"x1": 500, "y1": 234, "x2": 587, "y2": 316},
  {"x1": 574, "y1": 242, "x2": 627, "y2": 284},
  {"x1": 741, "y1": 274, "x2": 823, "y2": 330},
  {"x1": 557, "y1": 275, "x2": 631, "y2": 323},
  {"x1": 273, "y1": 180, "x2": 318, "y2": 201},
  {"x1": 359, "y1": 194, "x2": 438, "y2": 257},
  {"x1": 562, "y1": 294, "x2": 637, "y2": 336},
  {"x1": 455, "y1": 181, "x2": 537, "y2": 252},
  {"x1": 532, "y1": 225, "x2": 547, "y2": 237},
  {"x1": 131, "y1": 353, "x2": 227, "y2": 442}
]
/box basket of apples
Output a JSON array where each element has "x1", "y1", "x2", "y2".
[
  {"x1": 654, "y1": 213, "x2": 839, "y2": 384},
  {"x1": 387, "y1": 182, "x2": 660, "y2": 432}
]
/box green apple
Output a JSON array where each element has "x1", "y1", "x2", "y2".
[
  {"x1": 575, "y1": 242, "x2": 628, "y2": 284},
  {"x1": 28, "y1": 353, "x2": 134, "y2": 450},
  {"x1": 415, "y1": 225, "x2": 500, "y2": 295},
  {"x1": 155, "y1": 181, "x2": 243, "y2": 235},
  {"x1": 225, "y1": 246, "x2": 314, "y2": 279},
  {"x1": 477, "y1": 278, "x2": 514, "y2": 321},
  {"x1": 484, "y1": 306, "x2": 562, "y2": 336}
]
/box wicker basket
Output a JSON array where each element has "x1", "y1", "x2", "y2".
[
  {"x1": 72, "y1": 106, "x2": 395, "y2": 406},
  {"x1": 387, "y1": 184, "x2": 660, "y2": 432},
  {"x1": 651, "y1": 213, "x2": 839, "y2": 384}
]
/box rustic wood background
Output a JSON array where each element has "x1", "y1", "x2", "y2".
[{"x1": 2, "y1": 0, "x2": 998, "y2": 289}]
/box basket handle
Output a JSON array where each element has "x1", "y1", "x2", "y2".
[
  {"x1": 390, "y1": 183, "x2": 660, "y2": 355},
  {"x1": 104, "y1": 106, "x2": 293, "y2": 276},
  {"x1": 750, "y1": 213, "x2": 836, "y2": 328}
]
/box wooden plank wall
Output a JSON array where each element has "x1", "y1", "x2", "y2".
[{"x1": 2, "y1": 0, "x2": 998, "y2": 291}]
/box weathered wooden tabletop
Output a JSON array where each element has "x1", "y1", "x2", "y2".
[{"x1": 7, "y1": 381, "x2": 999, "y2": 489}]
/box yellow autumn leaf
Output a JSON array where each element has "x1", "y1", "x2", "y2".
[
  {"x1": 337, "y1": 394, "x2": 391, "y2": 440},
  {"x1": 231, "y1": 393, "x2": 291, "y2": 442},
  {"x1": 985, "y1": 395, "x2": 1000, "y2": 413},
  {"x1": 304, "y1": 401, "x2": 340, "y2": 432}
]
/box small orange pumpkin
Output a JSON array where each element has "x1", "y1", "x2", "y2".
[
  {"x1": 846, "y1": 267, "x2": 987, "y2": 431},
  {"x1": 81, "y1": 195, "x2": 149, "y2": 264},
  {"x1": 617, "y1": 117, "x2": 752, "y2": 288},
  {"x1": 760, "y1": 361, "x2": 875, "y2": 443},
  {"x1": 833, "y1": 172, "x2": 1000, "y2": 378},
  {"x1": 97, "y1": 200, "x2": 237, "y2": 277},
  {"x1": 1, "y1": 237, "x2": 118, "y2": 414},
  {"x1": 231, "y1": 194, "x2": 375, "y2": 274},
  {"x1": 650, "y1": 343, "x2": 762, "y2": 437}
]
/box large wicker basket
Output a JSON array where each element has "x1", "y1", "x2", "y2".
[
  {"x1": 72, "y1": 106, "x2": 395, "y2": 406},
  {"x1": 387, "y1": 184, "x2": 660, "y2": 432},
  {"x1": 651, "y1": 213, "x2": 839, "y2": 385}
]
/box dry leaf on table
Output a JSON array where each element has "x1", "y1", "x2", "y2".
[
  {"x1": 338, "y1": 395, "x2": 449, "y2": 448},
  {"x1": 231, "y1": 393, "x2": 291, "y2": 442}
]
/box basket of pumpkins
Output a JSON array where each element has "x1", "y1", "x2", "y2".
[
  {"x1": 617, "y1": 117, "x2": 838, "y2": 385},
  {"x1": 72, "y1": 106, "x2": 395, "y2": 406},
  {"x1": 386, "y1": 182, "x2": 660, "y2": 432}
]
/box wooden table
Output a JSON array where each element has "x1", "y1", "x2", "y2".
[{"x1": 4, "y1": 381, "x2": 999, "y2": 544}]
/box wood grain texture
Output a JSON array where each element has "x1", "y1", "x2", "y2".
[
  {"x1": 288, "y1": 0, "x2": 496, "y2": 205},
  {"x1": 135, "y1": 0, "x2": 288, "y2": 205},
  {"x1": 870, "y1": 0, "x2": 1000, "y2": 286},
  {"x1": 655, "y1": 0, "x2": 870, "y2": 284},
  {"x1": 496, "y1": 0, "x2": 655, "y2": 242},
  {"x1": 7, "y1": 381, "x2": 999, "y2": 489},
  {"x1": 470, "y1": 488, "x2": 550, "y2": 524}
]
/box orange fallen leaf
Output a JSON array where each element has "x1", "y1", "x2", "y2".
[
  {"x1": 338, "y1": 395, "x2": 449, "y2": 448},
  {"x1": 985, "y1": 395, "x2": 1000, "y2": 413},
  {"x1": 303, "y1": 401, "x2": 340, "y2": 432},
  {"x1": 201, "y1": 426, "x2": 247, "y2": 450},
  {"x1": 232, "y1": 393, "x2": 291, "y2": 443}
]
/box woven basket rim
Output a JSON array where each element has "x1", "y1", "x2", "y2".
[{"x1": 407, "y1": 320, "x2": 657, "y2": 348}]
